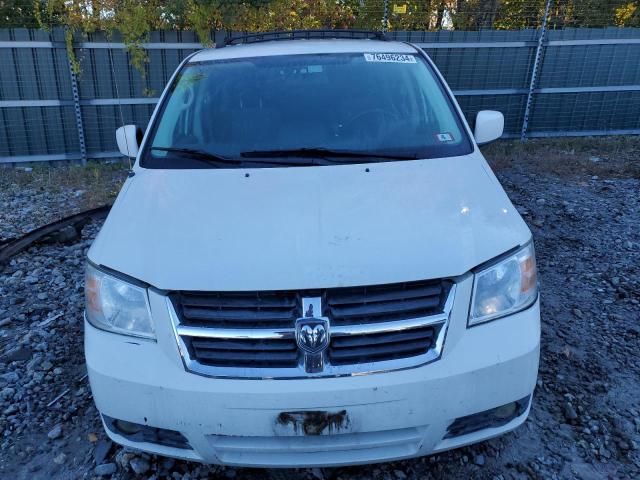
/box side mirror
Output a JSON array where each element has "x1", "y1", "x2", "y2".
[
  {"x1": 474, "y1": 111, "x2": 504, "y2": 146},
  {"x1": 116, "y1": 125, "x2": 141, "y2": 158}
]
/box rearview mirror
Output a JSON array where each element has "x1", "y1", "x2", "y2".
[
  {"x1": 474, "y1": 111, "x2": 504, "y2": 146},
  {"x1": 116, "y1": 125, "x2": 142, "y2": 158}
]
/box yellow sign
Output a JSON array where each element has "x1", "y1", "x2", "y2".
[{"x1": 393, "y1": 4, "x2": 407, "y2": 14}]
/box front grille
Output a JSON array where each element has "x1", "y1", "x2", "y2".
[
  {"x1": 169, "y1": 280, "x2": 455, "y2": 378},
  {"x1": 326, "y1": 280, "x2": 447, "y2": 325},
  {"x1": 329, "y1": 326, "x2": 436, "y2": 365},
  {"x1": 172, "y1": 291, "x2": 299, "y2": 369},
  {"x1": 324, "y1": 280, "x2": 449, "y2": 365},
  {"x1": 177, "y1": 291, "x2": 299, "y2": 328},
  {"x1": 189, "y1": 337, "x2": 298, "y2": 368}
]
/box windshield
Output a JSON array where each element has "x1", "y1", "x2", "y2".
[{"x1": 142, "y1": 51, "x2": 472, "y2": 168}]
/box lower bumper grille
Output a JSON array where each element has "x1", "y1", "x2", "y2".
[
  {"x1": 103, "y1": 415, "x2": 191, "y2": 450},
  {"x1": 169, "y1": 280, "x2": 455, "y2": 378},
  {"x1": 208, "y1": 426, "x2": 424, "y2": 467}
]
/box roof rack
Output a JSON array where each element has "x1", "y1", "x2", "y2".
[{"x1": 224, "y1": 30, "x2": 387, "y2": 46}]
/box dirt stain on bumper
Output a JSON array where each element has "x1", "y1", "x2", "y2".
[{"x1": 276, "y1": 410, "x2": 350, "y2": 435}]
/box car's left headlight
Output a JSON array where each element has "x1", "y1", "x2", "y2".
[
  {"x1": 469, "y1": 242, "x2": 538, "y2": 326},
  {"x1": 85, "y1": 263, "x2": 155, "y2": 339}
]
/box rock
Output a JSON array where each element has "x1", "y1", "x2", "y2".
[
  {"x1": 474, "y1": 454, "x2": 486, "y2": 466},
  {"x1": 53, "y1": 452, "x2": 67, "y2": 465},
  {"x1": 1, "y1": 346, "x2": 32, "y2": 362},
  {"x1": 11, "y1": 270, "x2": 24, "y2": 279},
  {"x1": 618, "y1": 440, "x2": 631, "y2": 451},
  {"x1": 598, "y1": 446, "x2": 611, "y2": 459},
  {"x1": 94, "y1": 439, "x2": 112, "y2": 465},
  {"x1": 161, "y1": 457, "x2": 175, "y2": 470},
  {"x1": 47, "y1": 424, "x2": 63, "y2": 440},
  {"x1": 563, "y1": 403, "x2": 578, "y2": 422},
  {"x1": 115, "y1": 449, "x2": 135, "y2": 469},
  {"x1": 394, "y1": 470, "x2": 407, "y2": 479},
  {"x1": 1, "y1": 387, "x2": 15, "y2": 399},
  {"x1": 53, "y1": 225, "x2": 79, "y2": 243},
  {"x1": 95, "y1": 463, "x2": 117, "y2": 476},
  {"x1": 129, "y1": 457, "x2": 151, "y2": 475},
  {"x1": 0, "y1": 372, "x2": 19, "y2": 383},
  {"x1": 40, "y1": 360, "x2": 53, "y2": 371}
]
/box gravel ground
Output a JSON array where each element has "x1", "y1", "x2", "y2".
[
  {"x1": 1, "y1": 138, "x2": 639, "y2": 479},
  {"x1": 0, "y1": 163, "x2": 126, "y2": 241}
]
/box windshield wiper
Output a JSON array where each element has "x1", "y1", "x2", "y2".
[
  {"x1": 150, "y1": 146, "x2": 242, "y2": 166},
  {"x1": 240, "y1": 147, "x2": 418, "y2": 161}
]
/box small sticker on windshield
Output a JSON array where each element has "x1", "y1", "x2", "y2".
[
  {"x1": 435, "y1": 132, "x2": 454, "y2": 142},
  {"x1": 364, "y1": 53, "x2": 417, "y2": 63}
]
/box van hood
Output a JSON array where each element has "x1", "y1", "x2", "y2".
[{"x1": 89, "y1": 153, "x2": 530, "y2": 291}]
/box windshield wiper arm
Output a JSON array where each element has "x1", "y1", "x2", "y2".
[
  {"x1": 240, "y1": 147, "x2": 418, "y2": 161},
  {"x1": 151, "y1": 147, "x2": 241, "y2": 166}
]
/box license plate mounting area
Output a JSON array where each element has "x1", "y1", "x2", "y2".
[{"x1": 275, "y1": 410, "x2": 351, "y2": 436}]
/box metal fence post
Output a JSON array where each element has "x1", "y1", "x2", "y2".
[
  {"x1": 382, "y1": 0, "x2": 389, "y2": 33},
  {"x1": 521, "y1": 0, "x2": 552, "y2": 141},
  {"x1": 66, "y1": 41, "x2": 87, "y2": 164}
]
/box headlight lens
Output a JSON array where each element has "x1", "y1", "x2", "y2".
[
  {"x1": 469, "y1": 242, "x2": 538, "y2": 326},
  {"x1": 85, "y1": 263, "x2": 155, "y2": 339}
]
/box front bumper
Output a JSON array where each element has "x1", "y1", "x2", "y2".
[{"x1": 85, "y1": 276, "x2": 540, "y2": 467}]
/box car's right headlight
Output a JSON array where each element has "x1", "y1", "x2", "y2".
[
  {"x1": 469, "y1": 242, "x2": 538, "y2": 326},
  {"x1": 85, "y1": 263, "x2": 155, "y2": 339}
]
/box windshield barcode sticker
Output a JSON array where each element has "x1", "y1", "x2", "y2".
[
  {"x1": 364, "y1": 53, "x2": 417, "y2": 63},
  {"x1": 436, "y1": 133, "x2": 454, "y2": 142}
]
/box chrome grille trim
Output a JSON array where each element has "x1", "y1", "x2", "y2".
[
  {"x1": 176, "y1": 325, "x2": 295, "y2": 340},
  {"x1": 168, "y1": 284, "x2": 456, "y2": 379},
  {"x1": 330, "y1": 312, "x2": 448, "y2": 337}
]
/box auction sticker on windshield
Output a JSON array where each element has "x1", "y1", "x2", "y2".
[{"x1": 364, "y1": 53, "x2": 417, "y2": 63}]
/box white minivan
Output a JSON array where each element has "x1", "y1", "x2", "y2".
[{"x1": 85, "y1": 31, "x2": 540, "y2": 468}]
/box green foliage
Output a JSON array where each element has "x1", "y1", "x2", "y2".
[
  {"x1": 0, "y1": 0, "x2": 40, "y2": 27},
  {"x1": 115, "y1": 2, "x2": 156, "y2": 74},
  {"x1": 615, "y1": 2, "x2": 639, "y2": 26},
  {"x1": 18, "y1": 0, "x2": 639, "y2": 75}
]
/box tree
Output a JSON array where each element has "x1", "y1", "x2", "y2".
[
  {"x1": 614, "y1": 1, "x2": 639, "y2": 26},
  {"x1": 9, "y1": 0, "x2": 635, "y2": 74},
  {"x1": 0, "y1": 0, "x2": 40, "y2": 27}
]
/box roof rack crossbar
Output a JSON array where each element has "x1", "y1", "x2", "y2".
[{"x1": 224, "y1": 30, "x2": 387, "y2": 46}]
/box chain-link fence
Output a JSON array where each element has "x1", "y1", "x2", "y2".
[{"x1": 1, "y1": 0, "x2": 639, "y2": 164}]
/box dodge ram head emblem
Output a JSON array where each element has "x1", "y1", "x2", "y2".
[
  {"x1": 296, "y1": 297, "x2": 329, "y2": 373},
  {"x1": 296, "y1": 318, "x2": 329, "y2": 354}
]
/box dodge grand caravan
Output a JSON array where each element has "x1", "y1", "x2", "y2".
[{"x1": 85, "y1": 31, "x2": 540, "y2": 467}]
